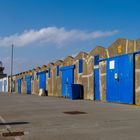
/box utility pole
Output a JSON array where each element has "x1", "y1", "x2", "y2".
[{"x1": 11, "y1": 44, "x2": 14, "y2": 93}]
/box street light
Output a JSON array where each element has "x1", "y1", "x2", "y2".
[{"x1": 10, "y1": 44, "x2": 14, "y2": 93}]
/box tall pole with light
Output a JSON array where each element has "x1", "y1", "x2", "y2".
[{"x1": 11, "y1": 44, "x2": 14, "y2": 93}]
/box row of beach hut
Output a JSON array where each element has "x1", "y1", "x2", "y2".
[{"x1": 2, "y1": 38, "x2": 140, "y2": 105}]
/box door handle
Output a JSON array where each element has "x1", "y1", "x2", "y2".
[{"x1": 114, "y1": 73, "x2": 119, "y2": 81}]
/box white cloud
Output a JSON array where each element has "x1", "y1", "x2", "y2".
[{"x1": 0, "y1": 27, "x2": 119, "y2": 48}]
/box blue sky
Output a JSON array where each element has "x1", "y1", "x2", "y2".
[{"x1": 0, "y1": 0, "x2": 139, "y2": 74}]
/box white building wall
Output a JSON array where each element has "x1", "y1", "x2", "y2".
[{"x1": 0, "y1": 77, "x2": 8, "y2": 93}]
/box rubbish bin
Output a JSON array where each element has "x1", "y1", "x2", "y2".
[{"x1": 68, "y1": 84, "x2": 83, "y2": 100}]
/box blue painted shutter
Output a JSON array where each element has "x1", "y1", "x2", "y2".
[
  {"x1": 56, "y1": 65, "x2": 60, "y2": 76},
  {"x1": 36, "y1": 72, "x2": 39, "y2": 80},
  {"x1": 78, "y1": 59, "x2": 83, "y2": 73},
  {"x1": 94, "y1": 55, "x2": 99, "y2": 65},
  {"x1": 32, "y1": 72, "x2": 34, "y2": 80},
  {"x1": 48, "y1": 68, "x2": 51, "y2": 78}
]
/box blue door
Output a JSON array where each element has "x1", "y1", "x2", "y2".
[
  {"x1": 36, "y1": 70, "x2": 47, "y2": 92},
  {"x1": 118, "y1": 54, "x2": 134, "y2": 104},
  {"x1": 26, "y1": 76, "x2": 31, "y2": 94},
  {"x1": 94, "y1": 55, "x2": 100, "y2": 101},
  {"x1": 17, "y1": 79, "x2": 21, "y2": 94},
  {"x1": 61, "y1": 65, "x2": 75, "y2": 98},
  {"x1": 106, "y1": 57, "x2": 119, "y2": 102},
  {"x1": 0, "y1": 81, "x2": 2, "y2": 92},
  {"x1": 4, "y1": 80, "x2": 7, "y2": 93},
  {"x1": 38, "y1": 71, "x2": 47, "y2": 90},
  {"x1": 106, "y1": 54, "x2": 134, "y2": 104}
]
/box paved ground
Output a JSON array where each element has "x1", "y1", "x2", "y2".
[{"x1": 0, "y1": 94, "x2": 140, "y2": 140}]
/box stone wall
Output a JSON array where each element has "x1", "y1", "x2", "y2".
[
  {"x1": 99, "y1": 60, "x2": 106, "y2": 102},
  {"x1": 47, "y1": 63, "x2": 55, "y2": 96},
  {"x1": 74, "y1": 52, "x2": 88, "y2": 99},
  {"x1": 84, "y1": 46, "x2": 107, "y2": 100},
  {"x1": 31, "y1": 70, "x2": 39, "y2": 95},
  {"x1": 107, "y1": 38, "x2": 136, "y2": 57},
  {"x1": 135, "y1": 53, "x2": 140, "y2": 105},
  {"x1": 54, "y1": 60, "x2": 63, "y2": 97}
]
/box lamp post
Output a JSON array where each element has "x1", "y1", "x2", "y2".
[{"x1": 11, "y1": 44, "x2": 14, "y2": 93}]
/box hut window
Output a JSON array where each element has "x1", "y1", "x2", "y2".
[
  {"x1": 78, "y1": 59, "x2": 83, "y2": 74},
  {"x1": 48, "y1": 68, "x2": 51, "y2": 78},
  {"x1": 56, "y1": 65, "x2": 60, "y2": 76}
]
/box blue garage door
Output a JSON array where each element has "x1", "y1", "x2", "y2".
[
  {"x1": 38, "y1": 71, "x2": 47, "y2": 90},
  {"x1": 26, "y1": 76, "x2": 32, "y2": 94},
  {"x1": 106, "y1": 54, "x2": 134, "y2": 104},
  {"x1": 94, "y1": 55, "x2": 100, "y2": 101},
  {"x1": 17, "y1": 79, "x2": 21, "y2": 94},
  {"x1": 0, "y1": 81, "x2": 2, "y2": 92},
  {"x1": 61, "y1": 65, "x2": 75, "y2": 98}
]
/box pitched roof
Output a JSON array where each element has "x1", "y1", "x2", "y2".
[{"x1": 74, "y1": 51, "x2": 88, "y2": 60}]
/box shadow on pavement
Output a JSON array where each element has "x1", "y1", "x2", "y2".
[{"x1": 0, "y1": 121, "x2": 29, "y2": 126}]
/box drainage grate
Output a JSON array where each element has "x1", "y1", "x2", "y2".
[
  {"x1": 2, "y1": 131, "x2": 24, "y2": 137},
  {"x1": 63, "y1": 111, "x2": 87, "y2": 115}
]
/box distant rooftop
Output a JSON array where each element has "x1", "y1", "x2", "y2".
[{"x1": 0, "y1": 61, "x2": 7, "y2": 79}]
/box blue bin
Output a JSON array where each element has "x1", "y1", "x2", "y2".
[{"x1": 68, "y1": 84, "x2": 83, "y2": 100}]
